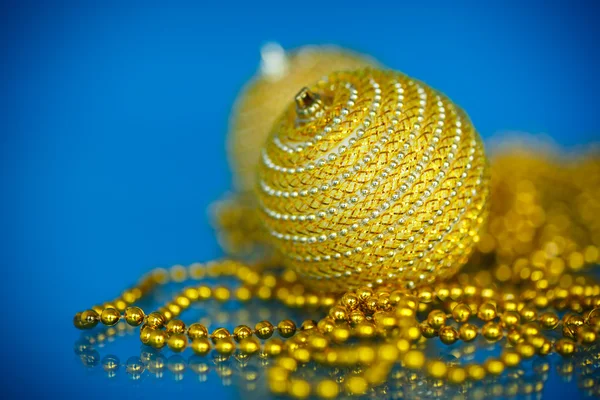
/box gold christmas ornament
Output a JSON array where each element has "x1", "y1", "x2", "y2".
[
  {"x1": 215, "y1": 43, "x2": 376, "y2": 256},
  {"x1": 257, "y1": 68, "x2": 490, "y2": 291}
]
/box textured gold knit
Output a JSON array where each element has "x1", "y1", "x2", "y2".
[{"x1": 257, "y1": 68, "x2": 490, "y2": 291}]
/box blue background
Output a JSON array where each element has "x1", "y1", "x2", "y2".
[{"x1": 1, "y1": 0, "x2": 599, "y2": 398}]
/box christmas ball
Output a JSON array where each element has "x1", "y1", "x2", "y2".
[{"x1": 256, "y1": 68, "x2": 490, "y2": 291}]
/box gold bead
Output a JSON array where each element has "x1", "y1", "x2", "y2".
[
  {"x1": 427, "y1": 360, "x2": 448, "y2": 379},
  {"x1": 427, "y1": 309, "x2": 447, "y2": 330},
  {"x1": 447, "y1": 367, "x2": 467, "y2": 384},
  {"x1": 165, "y1": 319, "x2": 186, "y2": 335},
  {"x1": 349, "y1": 310, "x2": 366, "y2": 325},
  {"x1": 211, "y1": 327, "x2": 231, "y2": 343},
  {"x1": 148, "y1": 330, "x2": 167, "y2": 349},
  {"x1": 255, "y1": 320, "x2": 275, "y2": 339},
  {"x1": 308, "y1": 334, "x2": 329, "y2": 351},
  {"x1": 197, "y1": 285, "x2": 212, "y2": 300},
  {"x1": 577, "y1": 326, "x2": 597, "y2": 344},
  {"x1": 485, "y1": 359, "x2": 505, "y2": 375},
  {"x1": 80, "y1": 309, "x2": 100, "y2": 329},
  {"x1": 73, "y1": 312, "x2": 87, "y2": 329},
  {"x1": 377, "y1": 343, "x2": 399, "y2": 363},
  {"x1": 329, "y1": 306, "x2": 347, "y2": 322},
  {"x1": 345, "y1": 376, "x2": 368, "y2": 396},
  {"x1": 213, "y1": 286, "x2": 231, "y2": 302},
  {"x1": 278, "y1": 356, "x2": 298, "y2": 372},
  {"x1": 403, "y1": 350, "x2": 425, "y2": 369},
  {"x1": 288, "y1": 379, "x2": 311, "y2": 399},
  {"x1": 466, "y1": 364, "x2": 486, "y2": 381},
  {"x1": 354, "y1": 321, "x2": 376, "y2": 339},
  {"x1": 238, "y1": 337, "x2": 261, "y2": 355},
  {"x1": 167, "y1": 303, "x2": 181, "y2": 317},
  {"x1": 507, "y1": 329, "x2": 523, "y2": 345},
  {"x1": 331, "y1": 326, "x2": 350, "y2": 343},
  {"x1": 146, "y1": 312, "x2": 165, "y2": 328},
  {"x1": 235, "y1": 286, "x2": 252, "y2": 302},
  {"x1": 501, "y1": 310, "x2": 520, "y2": 328},
  {"x1": 420, "y1": 322, "x2": 437, "y2": 339},
  {"x1": 357, "y1": 345, "x2": 376, "y2": 365},
  {"x1": 124, "y1": 306, "x2": 145, "y2": 326},
  {"x1": 187, "y1": 323, "x2": 208, "y2": 340},
  {"x1": 167, "y1": 334, "x2": 187, "y2": 352},
  {"x1": 277, "y1": 319, "x2": 297, "y2": 338},
  {"x1": 139, "y1": 325, "x2": 153, "y2": 344},
  {"x1": 538, "y1": 339, "x2": 552, "y2": 355},
  {"x1": 215, "y1": 337, "x2": 235, "y2": 355},
  {"x1": 452, "y1": 303, "x2": 471, "y2": 323},
  {"x1": 175, "y1": 295, "x2": 190, "y2": 309},
  {"x1": 459, "y1": 323, "x2": 478, "y2": 342},
  {"x1": 233, "y1": 325, "x2": 253, "y2": 342},
  {"x1": 300, "y1": 319, "x2": 317, "y2": 331},
  {"x1": 317, "y1": 318, "x2": 335, "y2": 333},
  {"x1": 341, "y1": 293, "x2": 359, "y2": 310},
  {"x1": 100, "y1": 308, "x2": 120, "y2": 326},
  {"x1": 406, "y1": 325, "x2": 422, "y2": 343},
  {"x1": 519, "y1": 305, "x2": 537, "y2": 322},
  {"x1": 481, "y1": 322, "x2": 503, "y2": 341},
  {"x1": 555, "y1": 338, "x2": 576, "y2": 356},
  {"x1": 264, "y1": 338, "x2": 284, "y2": 356},
  {"x1": 477, "y1": 303, "x2": 497, "y2": 322},
  {"x1": 191, "y1": 338, "x2": 211, "y2": 356},
  {"x1": 501, "y1": 351, "x2": 521, "y2": 367},
  {"x1": 291, "y1": 348, "x2": 311, "y2": 363},
  {"x1": 396, "y1": 306, "x2": 415, "y2": 318},
  {"x1": 539, "y1": 311, "x2": 559, "y2": 329},
  {"x1": 439, "y1": 326, "x2": 459, "y2": 345},
  {"x1": 316, "y1": 379, "x2": 339, "y2": 399},
  {"x1": 516, "y1": 342, "x2": 536, "y2": 359}
]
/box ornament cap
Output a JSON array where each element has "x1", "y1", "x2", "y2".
[{"x1": 295, "y1": 87, "x2": 323, "y2": 124}]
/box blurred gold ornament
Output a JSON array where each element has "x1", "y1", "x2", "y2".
[
  {"x1": 257, "y1": 68, "x2": 490, "y2": 291},
  {"x1": 214, "y1": 44, "x2": 376, "y2": 256},
  {"x1": 474, "y1": 136, "x2": 600, "y2": 281}
]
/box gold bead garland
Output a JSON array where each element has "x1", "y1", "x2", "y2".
[{"x1": 257, "y1": 68, "x2": 490, "y2": 291}]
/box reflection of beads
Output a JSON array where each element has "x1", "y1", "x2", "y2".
[{"x1": 257, "y1": 68, "x2": 490, "y2": 291}]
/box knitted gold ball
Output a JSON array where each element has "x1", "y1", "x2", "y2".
[
  {"x1": 228, "y1": 44, "x2": 376, "y2": 193},
  {"x1": 256, "y1": 68, "x2": 490, "y2": 291}
]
